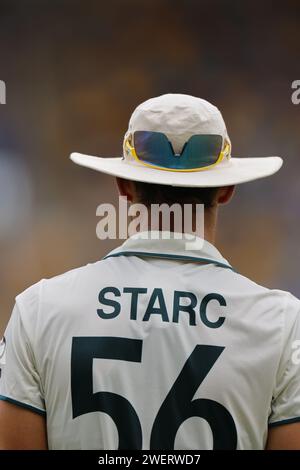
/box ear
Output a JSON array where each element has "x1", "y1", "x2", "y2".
[
  {"x1": 217, "y1": 185, "x2": 235, "y2": 205},
  {"x1": 115, "y1": 177, "x2": 136, "y2": 202}
]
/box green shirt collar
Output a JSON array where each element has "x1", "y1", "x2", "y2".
[{"x1": 104, "y1": 231, "x2": 233, "y2": 271}]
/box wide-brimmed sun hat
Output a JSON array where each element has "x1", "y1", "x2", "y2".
[{"x1": 70, "y1": 93, "x2": 282, "y2": 187}]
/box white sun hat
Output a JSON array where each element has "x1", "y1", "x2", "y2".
[{"x1": 70, "y1": 93, "x2": 282, "y2": 187}]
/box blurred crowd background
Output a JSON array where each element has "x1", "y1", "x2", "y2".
[{"x1": 0, "y1": 0, "x2": 300, "y2": 333}]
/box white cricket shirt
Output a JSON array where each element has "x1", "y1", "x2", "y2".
[{"x1": 1, "y1": 231, "x2": 300, "y2": 449}]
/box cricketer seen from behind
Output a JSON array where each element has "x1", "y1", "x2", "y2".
[{"x1": 0, "y1": 94, "x2": 300, "y2": 450}]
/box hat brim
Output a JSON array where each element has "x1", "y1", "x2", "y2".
[{"x1": 70, "y1": 153, "x2": 283, "y2": 187}]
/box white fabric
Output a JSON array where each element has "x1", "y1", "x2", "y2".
[
  {"x1": 126, "y1": 94, "x2": 230, "y2": 154},
  {"x1": 71, "y1": 152, "x2": 282, "y2": 187},
  {"x1": 1, "y1": 232, "x2": 300, "y2": 450}
]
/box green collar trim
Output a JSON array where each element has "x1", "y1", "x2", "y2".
[{"x1": 104, "y1": 250, "x2": 235, "y2": 271}]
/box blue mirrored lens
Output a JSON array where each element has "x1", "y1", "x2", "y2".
[
  {"x1": 182, "y1": 134, "x2": 223, "y2": 168},
  {"x1": 134, "y1": 131, "x2": 174, "y2": 167},
  {"x1": 134, "y1": 131, "x2": 222, "y2": 170}
]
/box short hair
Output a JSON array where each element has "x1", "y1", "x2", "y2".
[{"x1": 133, "y1": 181, "x2": 220, "y2": 208}]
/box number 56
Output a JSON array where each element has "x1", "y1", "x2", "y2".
[{"x1": 71, "y1": 337, "x2": 237, "y2": 449}]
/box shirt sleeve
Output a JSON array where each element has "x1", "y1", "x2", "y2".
[
  {"x1": 0, "y1": 299, "x2": 46, "y2": 416},
  {"x1": 269, "y1": 294, "x2": 300, "y2": 427}
]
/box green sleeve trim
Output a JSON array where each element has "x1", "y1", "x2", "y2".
[
  {"x1": 104, "y1": 250, "x2": 235, "y2": 271},
  {"x1": 0, "y1": 394, "x2": 46, "y2": 416},
  {"x1": 268, "y1": 416, "x2": 300, "y2": 427}
]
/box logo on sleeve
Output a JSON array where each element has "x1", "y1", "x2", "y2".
[{"x1": 0, "y1": 337, "x2": 6, "y2": 366}]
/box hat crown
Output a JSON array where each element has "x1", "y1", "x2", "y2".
[{"x1": 126, "y1": 93, "x2": 230, "y2": 154}]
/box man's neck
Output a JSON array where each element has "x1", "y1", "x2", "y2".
[
  {"x1": 203, "y1": 209, "x2": 217, "y2": 245},
  {"x1": 137, "y1": 207, "x2": 218, "y2": 245}
]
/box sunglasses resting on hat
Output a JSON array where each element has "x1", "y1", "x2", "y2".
[{"x1": 124, "y1": 131, "x2": 231, "y2": 172}]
